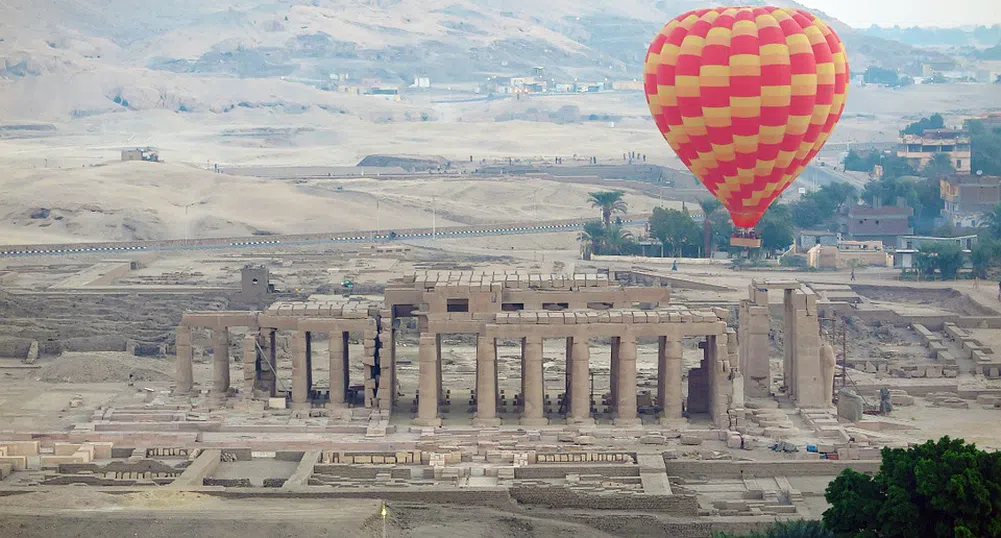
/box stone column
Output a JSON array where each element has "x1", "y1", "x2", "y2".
[
  {"x1": 521, "y1": 335, "x2": 548, "y2": 426},
  {"x1": 614, "y1": 332, "x2": 640, "y2": 426},
  {"x1": 565, "y1": 337, "x2": 574, "y2": 410},
  {"x1": 305, "y1": 332, "x2": 313, "y2": 396},
  {"x1": 328, "y1": 330, "x2": 347, "y2": 407},
  {"x1": 609, "y1": 337, "x2": 620, "y2": 414},
  {"x1": 793, "y1": 291, "x2": 825, "y2": 408},
  {"x1": 175, "y1": 326, "x2": 194, "y2": 394},
  {"x1": 657, "y1": 337, "x2": 667, "y2": 413},
  {"x1": 473, "y1": 334, "x2": 500, "y2": 426},
  {"x1": 821, "y1": 343, "x2": 836, "y2": 407},
  {"x1": 710, "y1": 334, "x2": 732, "y2": 428},
  {"x1": 212, "y1": 327, "x2": 230, "y2": 394},
  {"x1": 569, "y1": 336, "x2": 593, "y2": 424},
  {"x1": 741, "y1": 289, "x2": 772, "y2": 398},
  {"x1": 661, "y1": 337, "x2": 684, "y2": 422},
  {"x1": 784, "y1": 289, "x2": 795, "y2": 395},
  {"x1": 416, "y1": 334, "x2": 441, "y2": 426},
  {"x1": 435, "y1": 333, "x2": 444, "y2": 404},
  {"x1": 242, "y1": 333, "x2": 257, "y2": 393},
  {"x1": 291, "y1": 330, "x2": 309, "y2": 406}
]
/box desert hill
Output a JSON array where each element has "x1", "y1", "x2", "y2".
[{"x1": 1, "y1": 0, "x2": 947, "y2": 121}]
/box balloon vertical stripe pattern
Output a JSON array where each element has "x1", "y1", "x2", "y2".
[{"x1": 644, "y1": 6, "x2": 849, "y2": 229}]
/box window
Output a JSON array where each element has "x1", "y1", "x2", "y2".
[
  {"x1": 957, "y1": 160, "x2": 962, "y2": 168},
  {"x1": 446, "y1": 298, "x2": 469, "y2": 313},
  {"x1": 587, "y1": 302, "x2": 613, "y2": 310},
  {"x1": 501, "y1": 303, "x2": 525, "y2": 312},
  {"x1": 542, "y1": 302, "x2": 569, "y2": 311}
]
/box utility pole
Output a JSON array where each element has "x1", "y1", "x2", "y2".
[{"x1": 432, "y1": 196, "x2": 436, "y2": 241}]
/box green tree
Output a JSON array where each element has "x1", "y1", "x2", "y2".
[
  {"x1": 579, "y1": 221, "x2": 605, "y2": 256},
  {"x1": 972, "y1": 240, "x2": 1001, "y2": 279},
  {"x1": 708, "y1": 209, "x2": 735, "y2": 251},
  {"x1": 914, "y1": 242, "x2": 966, "y2": 280},
  {"x1": 982, "y1": 204, "x2": 1001, "y2": 239},
  {"x1": 757, "y1": 205, "x2": 795, "y2": 252},
  {"x1": 698, "y1": 197, "x2": 723, "y2": 217},
  {"x1": 966, "y1": 119, "x2": 1001, "y2": 175},
  {"x1": 844, "y1": 149, "x2": 881, "y2": 173},
  {"x1": 587, "y1": 191, "x2": 627, "y2": 227},
  {"x1": 824, "y1": 436, "x2": 1001, "y2": 538},
  {"x1": 922, "y1": 152, "x2": 956, "y2": 178},
  {"x1": 649, "y1": 207, "x2": 698, "y2": 257},
  {"x1": 879, "y1": 155, "x2": 918, "y2": 181},
  {"x1": 713, "y1": 520, "x2": 834, "y2": 538},
  {"x1": 864, "y1": 66, "x2": 904, "y2": 87},
  {"x1": 901, "y1": 113, "x2": 945, "y2": 135},
  {"x1": 791, "y1": 182, "x2": 857, "y2": 230},
  {"x1": 603, "y1": 224, "x2": 634, "y2": 254}
]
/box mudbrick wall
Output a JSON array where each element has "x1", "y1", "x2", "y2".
[
  {"x1": 514, "y1": 465, "x2": 639, "y2": 479},
  {"x1": 665, "y1": 460, "x2": 880, "y2": 479},
  {"x1": 509, "y1": 487, "x2": 698, "y2": 514},
  {"x1": 0, "y1": 291, "x2": 231, "y2": 355},
  {"x1": 312, "y1": 465, "x2": 411, "y2": 479}
]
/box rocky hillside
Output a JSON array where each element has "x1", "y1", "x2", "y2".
[{"x1": 0, "y1": 0, "x2": 941, "y2": 121}]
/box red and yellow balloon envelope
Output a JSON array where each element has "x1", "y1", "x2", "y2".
[{"x1": 644, "y1": 6, "x2": 849, "y2": 247}]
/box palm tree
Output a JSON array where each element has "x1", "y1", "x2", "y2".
[
  {"x1": 982, "y1": 203, "x2": 1001, "y2": 239},
  {"x1": 698, "y1": 198, "x2": 723, "y2": 258},
  {"x1": 604, "y1": 224, "x2": 634, "y2": 254},
  {"x1": 588, "y1": 191, "x2": 627, "y2": 227},
  {"x1": 922, "y1": 152, "x2": 956, "y2": 179},
  {"x1": 698, "y1": 198, "x2": 723, "y2": 217},
  {"x1": 579, "y1": 221, "x2": 605, "y2": 259}
]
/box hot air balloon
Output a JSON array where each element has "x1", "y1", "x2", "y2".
[{"x1": 644, "y1": 6, "x2": 849, "y2": 248}]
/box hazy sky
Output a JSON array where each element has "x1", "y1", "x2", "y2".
[{"x1": 799, "y1": 0, "x2": 1001, "y2": 28}]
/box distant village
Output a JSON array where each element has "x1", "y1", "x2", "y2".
[{"x1": 320, "y1": 66, "x2": 643, "y2": 99}]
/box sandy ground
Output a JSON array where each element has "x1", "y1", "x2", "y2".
[
  {"x1": 0, "y1": 489, "x2": 623, "y2": 538},
  {"x1": 0, "y1": 160, "x2": 676, "y2": 244}
]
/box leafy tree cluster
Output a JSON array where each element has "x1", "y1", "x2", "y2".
[
  {"x1": 756, "y1": 204, "x2": 795, "y2": 252},
  {"x1": 973, "y1": 205, "x2": 1001, "y2": 278},
  {"x1": 844, "y1": 150, "x2": 882, "y2": 173},
  {"x1": 901, "y1": 113, "x2": 945, "y2": 135},
  {"x1": 648, "y1": 206, "x2": 700, "y2": 257},
  {"x1": 860, "y1": 171, "x2": 943, "y2": 235},
  {"x1": 863, "y1": 66, "x2": 908, "y2": 87},
  {"x1": 967, "y1": 119, "x2": 1001, "y2": 176},
  {"x1": 914, "y1": 242, "x2": 966, "y2": 280},
  {"x1": 824, "y1": 436, "x2": 1001, "y2": 538},
  {"x1": 790, "y1": 183, "x2": 857, "y2": 230}
]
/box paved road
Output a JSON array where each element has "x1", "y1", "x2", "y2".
[{"x1": 0, "y1": 218, "x2": 649, "y2": 258}]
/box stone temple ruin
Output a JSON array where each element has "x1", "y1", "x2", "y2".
[
  {"x1": 173, "y1": 272, "x2": 769, "y2": 429},
  {"x1": 2, "y1": 269, "x2": 908, "y2": 534}
]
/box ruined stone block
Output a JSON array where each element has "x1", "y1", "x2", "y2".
[
  {"x1": 680, "y1": 435, "x2": 703, "y2": 446},
  {"x1": 0, "y1": 456, "x2": 27, "y2": 471}
]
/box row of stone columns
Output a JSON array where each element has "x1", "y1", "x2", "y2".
[
  {"x1": 175, "y1": 327, "x2": 350, "y2": 407},
  {"x1": 416, "y1": 332, "x2": 689, "y2": 426}
]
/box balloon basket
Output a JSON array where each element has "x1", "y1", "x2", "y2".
[{"x1": 730, "y1": 235, "x2": 761, "y2": 248}]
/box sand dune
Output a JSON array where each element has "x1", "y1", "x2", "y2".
[{"x1": 0, "y1": 161, "x2": 674, "y2": 244}]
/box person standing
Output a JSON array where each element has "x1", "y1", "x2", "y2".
[{"x1": 850, "y1": 268, "x2": 856, "y2": 282}]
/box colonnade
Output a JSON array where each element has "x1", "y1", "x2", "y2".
[
  {"x1": 175, "y1": 326, "x2": 352, "y2": 408},
  {"x1": 414, "y1": 332, "x2": 691, "y2": 426}
]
